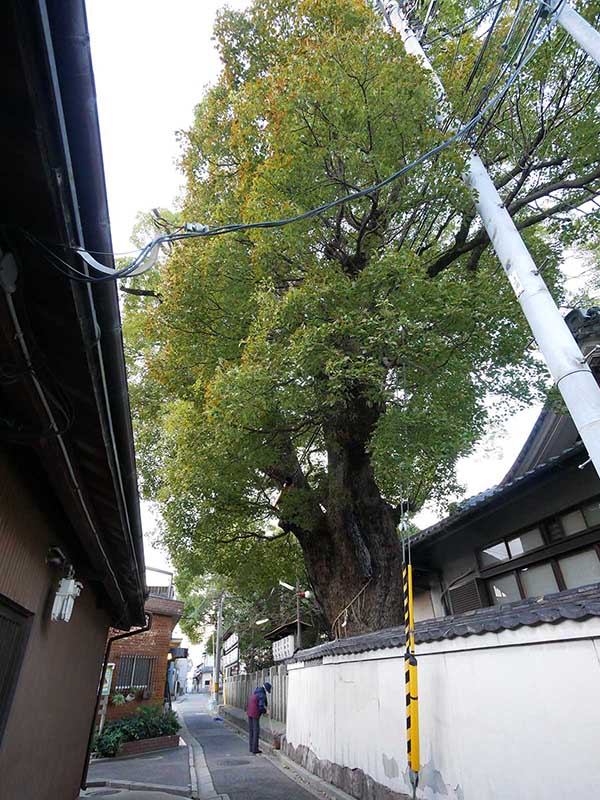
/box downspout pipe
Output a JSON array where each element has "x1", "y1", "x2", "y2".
[{"x1": 80, "y1": 612, "x2": 153, "y2": 790}]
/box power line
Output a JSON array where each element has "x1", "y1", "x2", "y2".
[
  {"x1": 423, "y1": 1, "x2": 506, "y2": 46},
  {"x1": 25, "y1": 2, "x2": 563, "y2": 285},
  {"x1": 404, "y1": 0, "x2": 545, "y2": 255}
]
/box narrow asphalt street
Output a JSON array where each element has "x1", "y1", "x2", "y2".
[{"x1": 179, "y1": 694, "x2": 317, "y2": 800}]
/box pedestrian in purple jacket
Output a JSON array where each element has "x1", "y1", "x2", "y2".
[{"x1": 246, "y1": 682, "x2": 272, "y2": 754}]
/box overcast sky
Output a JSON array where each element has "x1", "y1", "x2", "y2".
[{"x1": 86, "y1": 0, "x2": 590, "y2": 572}]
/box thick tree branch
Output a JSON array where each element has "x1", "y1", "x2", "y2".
[
  {"x1": 507, "y1": 165, "x2": 600, "y2": 217},
  {"x1": 216, "y1": 530, "x2": 288, "y2": 544},
  {"x1": 121, "y1": 286, "x2": 162, "y2": 302},
  {"x1": 427, "y1": 165, "x2": 600, "y2": 277}
]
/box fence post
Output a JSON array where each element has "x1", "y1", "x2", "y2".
[{"x1": 221, "y1": 666, "x2": 288, "y2": 722}]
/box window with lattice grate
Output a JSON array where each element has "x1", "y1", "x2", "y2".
[{"x1": 114, "y1": 654, "x2": 156, "y2": 690}]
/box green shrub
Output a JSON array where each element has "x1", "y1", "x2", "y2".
[
  {"x1": 93, "y1": 726, "x2": 125, "y2": 758},
  {"x1": 93, "y1": 705, "x2": 180, "y2": 757}
]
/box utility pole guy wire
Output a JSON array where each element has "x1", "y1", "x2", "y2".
[{"x1": 387, "y1": 0, "x2": 600, "y2": 478}]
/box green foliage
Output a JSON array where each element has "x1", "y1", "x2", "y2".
[
  {"x1": 123, "y1": 0, "x2": 600, "y2": 623},
  {"x1": 93, "y1": 706, "x2": 180, "y2": 758},
  {"x1": 110, "y1": 693, "x2": 126, "y2": 706},
  {"x1": 93, "y1": 725, "x2": 125, "y2": 759},
  {"x1": 176, "y1": 570, "x2": 323, "y2": 669}
]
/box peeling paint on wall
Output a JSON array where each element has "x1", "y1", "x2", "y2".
[{"x1": 419, "y1": 760, "x2": 449, "y2": 795}]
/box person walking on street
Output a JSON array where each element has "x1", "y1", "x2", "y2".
[{"x1": 246, "y1": 681, "x2": 272, "y2": 754}]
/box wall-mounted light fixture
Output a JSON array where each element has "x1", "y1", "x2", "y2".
[{"x1": 47, "y1": 546, "x2": 82, "y2": 622}]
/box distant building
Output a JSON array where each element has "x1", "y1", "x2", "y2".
[
  {"x1": 195, "y1": 651, "x2": 215, "y2": 693},
  {"x1": 169, "y1": 634, "x2": 192, "y2": 696},
  {"x1": 103, "y1": 590, "x2": 184, "y2": 722},
  {"x1": 0, "y1": 3, "x2": 145, "y2": 799}
]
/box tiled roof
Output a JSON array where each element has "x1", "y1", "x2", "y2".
[
  {"x1": 295, "y1": 583, "x2": 600, "y2": 661},
  {"x1": 410, "y1": 443, "x2": 586, "y2": 547}
]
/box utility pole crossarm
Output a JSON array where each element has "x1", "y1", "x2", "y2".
[{"x1": 387, "y1": 1, "x2": 600, "y2": 479}]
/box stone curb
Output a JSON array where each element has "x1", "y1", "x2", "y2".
[
  {"x1": 219, "y1": 714, "x2": 355, "y2": 800},
  {"x1": 177, "y1": 709, "x2": 230, "y2": 800},
  {"x1": 267, "y1": 752, "x2": 358, "y2": 800},
  {"x1": 85, "y1": 779, "x2": 192, "y2": 796},
  {"x1": 217, "y1": 705, "x2": 284, "y2": 746}
]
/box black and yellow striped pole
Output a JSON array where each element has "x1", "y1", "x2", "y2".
[{"x1": 402, "y1": 510, "x2": 420, "y2": 798}]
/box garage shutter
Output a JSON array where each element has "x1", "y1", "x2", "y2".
[{"x1": 447, "y1": 579, "x2": 488, "y2": 615}]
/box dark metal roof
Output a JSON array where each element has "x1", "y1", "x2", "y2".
[
  {"x1": 0, "y1": 0, "x2": 145, "y2": 627},
  {"x1": 410, "y1": 444, "x2": 586, "y2": 548},
  {"x1": 295, "y1": 583, "x2": 600, "y2": 661},
  {"x1": 264, "y1": 619, "x2": 312, "y2": 641}
]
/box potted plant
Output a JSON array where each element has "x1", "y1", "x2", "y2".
[{"x1": 110, "y1": 693, "x2": 126, "y2": 706}]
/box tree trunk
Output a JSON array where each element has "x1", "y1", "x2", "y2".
[{"x1": 298, "y1": 400, "x2": 404, "y2": 637}]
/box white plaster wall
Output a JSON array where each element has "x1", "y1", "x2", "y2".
[{"x1": 286, "y1": 619, "x2": 600, "y2": 800}]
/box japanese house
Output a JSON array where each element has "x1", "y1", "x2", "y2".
[
  {"x1": 0, "y1": 2, "x2": 146, "y2": 798},
  {"x1": 411, "y1": 308, "x2": 600, "y2": 621}
]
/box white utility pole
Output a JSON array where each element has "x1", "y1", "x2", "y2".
[
  {"x1": 547, "y1": 1, "x2": 600, "y2": 67},
  {"x1": 213, "y1": 592, "x2": 224, "y2": 702},
  {"x1": 386, "y1": 1, "x2": 600, "y2": 478},
  {"x1": 296, "y1": 577, "x2": 302, "y2": 651}
]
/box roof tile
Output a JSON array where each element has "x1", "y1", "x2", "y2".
[
  {"x1": 411, "y1": 445, "x2": 585, "y2": 547},
  {"x1": 295, "y1": 583, "x2": 600, "y2": 660}
]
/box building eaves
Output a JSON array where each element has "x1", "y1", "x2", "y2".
[
  {"x1": 264, "y1": 619, "x2": 312, "y2": 642},
  {"x1": 43, "y1": 1, "x2": 146, "y2": 626},
  {"x1": 410, "y1": 443, "x2": 585, "y2": 548},
  {"x1": 295, "y1": 583, "x2": 600, "y2": 661}
]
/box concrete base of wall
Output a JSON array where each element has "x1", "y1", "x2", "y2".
[{"x1": 282, "y1": 740, "x2": 410, "y2": 800}]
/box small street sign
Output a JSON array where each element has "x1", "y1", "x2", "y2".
[
  {"x1": 101, "y1": 662, "x2": 115, "y2": 696},
  {"x1": 223, "y1": 631, "x2": 240, "y2": 671}
]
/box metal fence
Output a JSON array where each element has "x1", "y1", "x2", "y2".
[
  {"x1": 146, "y1": 585, "x2": 174, "y2": 598},
  {"x1": 114, "y1": 654, "x2": 157, "y2": 691},
  {"x1": 224, "y1": 665, "x2": 288, "y2": 723}
]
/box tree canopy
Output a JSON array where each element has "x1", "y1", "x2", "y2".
[{"x1": 124, "y1": 0, "x2": 600, "y2": 633}]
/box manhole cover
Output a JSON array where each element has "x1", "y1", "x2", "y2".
[{"x1": 216, "y1": 758, "x2": 253, "y2": 766}]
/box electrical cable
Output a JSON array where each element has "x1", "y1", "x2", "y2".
[
  {"x1": 395, "y1": 0, "x2": 538, "y2": 251},
  {"x1": 462, "y1": 0, "x2": 535, "y2": 126},
  {"x1": 463, "y1": 0, "x2": 506, "y2": 95},
  {"x1": 423, "y1": 0, "x2": 505, "y2": 45},
  {"x1": 469, "y1": 4, "x2": 548, "y2": 147},
  {"x1": 401, "y1": 0, "x2": 565, "y2": 266},
  {"x1": 24, "y1": 2, "x2": 564, "y2": 285}
]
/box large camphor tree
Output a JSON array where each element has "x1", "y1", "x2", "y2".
[{"x1": 125, "y1": 0, "x2": 600, "y2": 634}]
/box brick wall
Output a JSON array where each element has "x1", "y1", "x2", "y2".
[{"x1": 102, "y1": 597, "x2": 182, "y2": 722}]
